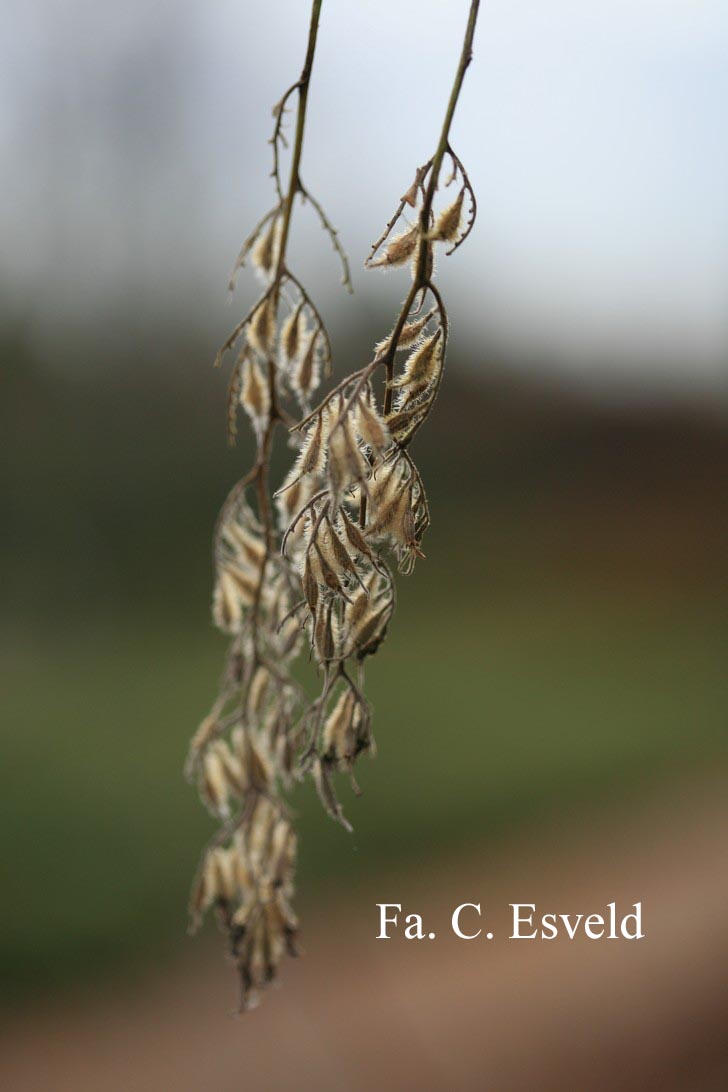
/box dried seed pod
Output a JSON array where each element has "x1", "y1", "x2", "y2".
[
  {"x1": 240, "y1": 356, "x2": 271, "y2": 430},
  {"x1": 202, "y1": 741, "x2": 241, "y2": 816},
  {"x1": 302, "y1": 554, "x2": 319, "y2": 613},
  {"x1": 320, "y1": 517, "x2": 367, "y2": 592},
  {"x1": 248, "y1": 666, "x2": 271, "y2": 717},
  {"x1": 313, "y1": 601, "x2": 338, "y2": 662},
  {"x1": 223, "y1": 521, "x2": 266, "y2": 568},
  {"x1": 251, "y1": 216, "x2": 281, "y2": 277},
  {"x1": 351, "y1": 601, "x2": 391, "y2": 658},
  {"x1": 327, "y1": 411, "x2": 368, "y2": 500},
  {"x1": 312, "y1": 756, "x2": 352, "y2": 831},
  {"x1": 247, "y1": 295, "x2": 276, "y2": 355},
  {"x1": 384, "y1": 399, "x2": 432, "y2": 444},
  {"x1": 374, "y1": 308, "x2": 437, "y2": 356},
  {"x1": 280, "y1": 301, "x2": 305, "y2": 362},
  {"x1": 298, "y1": 410, "x2": 328, "y2": 477},
  {"x1": 388, "y1": 330, "x2": 442, "y2": 391},
  {"x1": 292, "y1": 329, "x2": 320, "y2": 399},
  {"x1": 212, "y1": 570, "x2": 244, "y2": 634},
  {"x1": 428, "y1": 188, "x2": 464, "y2": 242},
  {"x1": 223, "y1": 563, "x2": 258, "y2": 605},
  {"x1": 338, "y1": 506, "x2": 379, "y2": 568},
  {"x1": 355, "y1": 396, "x2": 390, "y2": 457},
  {"x1": 370, "y1": 222, "x2": 419, "y2": 268}
]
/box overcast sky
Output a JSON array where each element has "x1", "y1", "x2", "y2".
[{"x1": 2, "y1": 0, "x2": 727, "y2": 394}]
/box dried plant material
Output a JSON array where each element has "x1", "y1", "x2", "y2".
[
  {"x1": 192, "y1": 0, "x2": 481, "y2": 1012},
  {"x1": 251, "y1": 215, "x2": 281, "y2": 277},
  {"x1": 374, "y1": 307, "x2": 436, "y2": 356},
  {"x1": 248, "y1": 295, "x2": 276, "y2": 356},
  {"x1": 240, "y1": 356, "x2": 270, "y2": 434},
  {"x1": 281, "y1": 302, "x2": 304, "y2": 362},
  {"x1": 427, "y1": 188, "x2": 465, "y2": 242},
  {"x1": 355, "y1": 395, "x2": 390, "y2": 457},
  {"x1": 368, "y1": 222, "x2": 419, "y2": 268},
  {"x1": 388, "y1": 330, "x2": 442, "y2": 390}
]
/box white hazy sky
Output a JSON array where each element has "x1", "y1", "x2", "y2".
[{"x1": 2, "y1": 0, "x2": 727, "y2": 394}]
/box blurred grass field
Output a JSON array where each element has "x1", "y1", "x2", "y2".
[{"x1": 3, "y1": 534, "x2": 725, "y2": 997}]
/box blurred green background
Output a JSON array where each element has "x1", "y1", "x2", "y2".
[{"x1": 3, "y1": 316, "x2": 726, "y2": 997}]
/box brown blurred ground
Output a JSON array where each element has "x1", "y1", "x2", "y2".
[{"x1": 2, "y1": 775, "x2": 726, "y2": 1092}]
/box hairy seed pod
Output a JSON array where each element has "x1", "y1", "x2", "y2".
[
  {"x1": 313, "y1": 601, "x2": 337, "y2": 662},
  {"x1": 372, "y1": 223, "x2": 419, "y2": 268},
  {"x1": 302, "y1": 555, "x2": 319, "y2": 612},
  {"x1": 298, "y1": 410, "x2": 328, "y2": 476},
  {"x1": 293, "y1": 330, "x2": 320, "y2": 398},
  {"x1": 213, "y1": 570, "x2": 244, "y2": 634},
  {"x1": 248, "y1": 666, "x2": 271, "y2": 717},
  {"x1": 352, "y1": 602, "x2": 391, "y2": 659},
  {"x1": 280, "y1": 301, "x2": 304, "y2": 362},
  {"x1": 321, "y1": 688, "x2": 355, "y2": 759},
  {"x1": 327, "y1": 412, "x2": 368, "y2": 500},
  {"x1": 322, "y1": 517, "x2": 366, "y2": 590},
  {"x1": 240, "y1": 356, "x2": 271, "y2": 429},
  {"x1": 389, "y1": 330, "x2": 442, "y2": 390},
  {"x1": 374, "y1": 308, "x2": 437, "y2": 356},
  {"x1": 384, "y1": 398, "x2": 432, "y2": 443},
  {"x1": 251, "y1": 216, "x2": 280, "y2": 277},
  {"x1": 428, "y1": 188, "x2": 464, "y2": 242},
  {"x1": 355, "y1": 396, "x2": 390, "y2": 457},
  {"x1": 338, "y1": 507, "x2": 378, "y2": 566},
  {"x1": 248, "y1": 295, "x2": 276, "y2": 355},
  {"x1": 224, "y1": 521, "x2": 266, "y2": 568},
  {"x1": 223, "y1": 563, "x2": 258, "y2": 604}
]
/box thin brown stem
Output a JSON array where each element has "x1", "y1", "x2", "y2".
[{"x1": 381, "y1": 0, "x2": 480, "y2": 415}]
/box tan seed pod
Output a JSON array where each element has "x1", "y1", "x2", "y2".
[
  {"x1": 322, "y1": 688, "x2": 355, "y2": 758},
  {"x1": 297, "y1": 410, "x2": 328, "y2": 476},
  {"x1": 321, "y1": 517, "x2": 367, "y2": 592},
  {"x1": 241, "y1": 732, "x2": 271, "y2": 792},
  {"x1": 224, "y1": 522, "x2": 265, "y2": 567},
  {"x1": 212, "y1": 570, "x2": 244, "y2": 634},
  {"x1": 314, "y1": 544, "x2": 347, "y2": 598},
  {"x1": 389, "y1": 330, "x2": 442, "y2": 390},
  {"x1": 293, "y1": 330, "x2": 320, "y2": 398},
  {"x1": 312, "y1": 756, "x2": 352, "y2": 831},
  {"x1": 371, "y1": 222, "x2": 419, "y2": 268},
  {"x1": 251, "y1": 216, "x2": 280, "y2": 277},
  {"x1": 428, "y1": 188, "x2": 464, "y2": 242},
  {"x1": 327, "y1": 412, "x2": 368, "y2": 500},
  {"x1": 302, "y1": 555, "x2": 319, "y2": 612},
  {"x1": 248, "y1": 666, "x2": 271, "y2": 717},
  {"x1": 223, "y1": 563, "x2": 258, "y2": 605},
  {"x1": 355, "y1": 396, "x2": 390, "y2": 456},
  {"x1": 280, "y1": 301, "x2": 304, "y2": 363},
  {"x1": 248, "y1": 295, "x2": 276, "y2": 355},
  {"x1": 338, "y1": 506, "x2": 377, "y2": 566},
  {"x1": 352, "y1": 602, "x2": 391, "y2": 658},
  {"x1": 346, "y1": 586, "x2": 370, "y2": 631},
  {"x1": 313, "y1": 602, "x2": 337, "y2": 662},
  {"x1": 209, "y1": 846, "x2": 238, "y2": 902},
  {"x1": 411, "y1": 236, "x2": 434, "y2": 281},
  {"x1": 187, "y1": 714, "x2": 218, "y2": 769},
  {"x1": 374, "y1": 308, "x2": 436, "y2": 356},
  {"x1": 384, "y1": 399, "x2": 432, "y2": 443},
  {"x1": 240, "y1": 356, "x2": 270, "y2": 427},
  {"x1": 202, "y1": 747, "x2": 232, "y2": 815}
]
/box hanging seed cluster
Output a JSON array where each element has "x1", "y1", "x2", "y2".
[
  {"x1": 276, "y1": 144, "x2": 477, "y2": 832},
  {"x1": 188, "y1": 0, "x2": 480, "y2": 1011}
]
